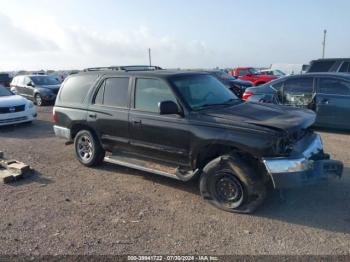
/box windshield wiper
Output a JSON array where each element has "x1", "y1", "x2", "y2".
[{"x1": 194, "y1": 98, "x2": 239, "y2": 110}]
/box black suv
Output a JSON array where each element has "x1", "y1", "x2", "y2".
[
  {"x1": 10, "y1": 75, "x2": 61, "y2": 106},
  {"x1": 53, "y1": 68, "x2": 343, "y2": 213}
]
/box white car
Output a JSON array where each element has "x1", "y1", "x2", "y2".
[{"x1": 0, "y1": 86, "x2": 37, "y2": 126}]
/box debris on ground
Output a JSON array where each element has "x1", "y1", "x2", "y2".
[{"x1": 0, "y1": 151, "x2": 32, "y2": 184}]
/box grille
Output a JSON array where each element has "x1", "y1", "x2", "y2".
[
  {"x1": 0, "y1": 104, "x2": 26, "y2": 114},
  {"x1": 0, "y1": 116, "x2": 27, "y2": 123}
]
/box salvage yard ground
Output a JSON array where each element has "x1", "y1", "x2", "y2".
[{"x1": 0, "y1": 106, "x2": 350, "y2": 255}]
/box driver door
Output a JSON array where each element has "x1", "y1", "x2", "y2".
[{"x1": 129, "y1": 78, "x2": 191, "y2": 166}]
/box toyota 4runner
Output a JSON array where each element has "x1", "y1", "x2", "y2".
[{"x1": 53, "y1": 67, "x2": 343, "y2": 213}]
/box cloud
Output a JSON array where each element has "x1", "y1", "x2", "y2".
[
  {"x1": 0, "y1": 13, "x2": 216, "y2": 70},
  {"x1": 0, "y1": 13, "x2": 59, "y2": 53}
]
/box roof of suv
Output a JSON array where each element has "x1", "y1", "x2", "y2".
[
  {"x1": 291, "y1": 72, "x2": 350, "y2": 78},
  {"x1": 75, "y1": 69, "x2": 210, "y2": 78}
]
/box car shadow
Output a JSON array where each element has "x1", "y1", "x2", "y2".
[
  {"x1": 7, "y1": 170, "x2": 54, "y2": 187},
  {"x1": 97, "y1": 163, "x2": 350, "y2": 233},
  {"x1": 314, "y1": 126, "x2": 350, "y2": 135},
  {"x1": 0, "y1": 119, "x2": 54, "y2": 139}
]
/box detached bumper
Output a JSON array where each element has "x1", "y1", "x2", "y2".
[{"x1": 263, "y1": 134, "x2": 343, "y2": 189}]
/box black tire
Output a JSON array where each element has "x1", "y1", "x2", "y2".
[
  {"x1": 74, "y1": 130, "x2": 105, "y2": 167},
  {"x1": 34, "y1": 93, "x2": 44, "y2": 106},
  {"x1": 199, "y1": 155, "x2": 266, "y2": 214}
]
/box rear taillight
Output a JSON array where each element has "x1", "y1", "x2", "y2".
[
  {"x1": 242, "y1": 91, "x2": 253, "y2": 101},
  {"x1": 52, "y1": 108, "x2": 57, "y2": 123}
]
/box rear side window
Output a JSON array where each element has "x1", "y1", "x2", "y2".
[
  {"x1": 339, "y1": 62, "x2": 350, "y2": 73},
  {"x1": 94, "y1": 77, "x2": 129, "y2": 108},
  {"x1": 319, "y1": 78, "x2": 350, "y2": 95},
  {"x1": 308, "y1": 60, "x2": 335, "y2": 72},
  {"x1": 59, "y1": 75, "x2": 97, "y2": 104}
]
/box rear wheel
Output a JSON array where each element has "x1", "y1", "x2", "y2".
[
  {"x1": 74, "y1": 130, "x2": 105, "y2": 167},
  {"x1": 199, "y1": 155, "x2": 266, "y2": 213}
]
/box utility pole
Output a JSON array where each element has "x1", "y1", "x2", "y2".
[
  {"x1": 322, "y1": 29, "x2": 327, "y2": 59},
  {"x1": 148, "y1": 48, "x2": 152, "y2": 67}
]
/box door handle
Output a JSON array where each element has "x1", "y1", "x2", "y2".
[
  {"x1": 88, "y1": 113, "x2": 97, "y2": 118},
  {"x1": 132, "y1": 119, "x2": 142, "y2": 125},
  {"x1": 320, "y1": 98, "x2": 329, "y2": 105}
]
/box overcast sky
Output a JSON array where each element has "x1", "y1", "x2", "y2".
[{"x1": 0, "y1": 0, "x2": 349, "y2": 70}]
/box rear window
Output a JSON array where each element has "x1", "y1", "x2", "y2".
[
  {"x1": 308, "y1": 60, "x2": 336, "y2": 72},
  {"x1": 59, "y1": 75, "x2": 97, "y2": 104}
]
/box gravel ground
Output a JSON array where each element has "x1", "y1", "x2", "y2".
[{"x1": 0, "y1": 106, "x2": 349, "y2": 255}]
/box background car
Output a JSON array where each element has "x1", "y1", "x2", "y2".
[
  {"x1": 259, "y1": 69, "x2": 286, "y2": 77},
  {"x1": 233, "y1": 67, "x2": 278, "y2": 86},
  {"x1": 242, "y1": 73, "x2": 350, "y2": 130},
  {"x1": 306, "y1": 58, "x2": 350, "y2": 74},
  {"x1": 0, "y1": 73, "x2": 12, "y2": 89},
  {"x1": 10, "y1": 75, "x2": 61, "y2": 106},
  {"x1": 208, "y1": 70, "x2": 253, "y2": 98},
  {"x1": 0, "y1": 86, "x2": 37, "y2": 126}
]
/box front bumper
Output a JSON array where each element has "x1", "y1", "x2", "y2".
[
  {"x1": 42, "y1": 93, "x2": 57, "y2": 102},
  {"x1": 0, "y1": 107, "x2": 37, "y2": 126},
  {"x1": 263, "y1": 134, "x2": 343, "y2": 189}
]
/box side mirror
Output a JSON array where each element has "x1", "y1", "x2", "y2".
[
  {"x1": 159, "y1": 100, "x2": 180, "y2": 115},
  {"x1": 27, "y1": 82, "x2": 34, "y2": 87}
]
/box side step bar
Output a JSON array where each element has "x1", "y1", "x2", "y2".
[{"x1": 104, "y1": 155, "x2": 199, "y2": 182}]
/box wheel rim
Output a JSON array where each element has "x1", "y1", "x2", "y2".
[
  {"x1": 77, "y1": 135, "x2": 94, "y2": 162},
  {"x1": 35, "y1": 95, "x2": 42, "y2": 106},
  {"x1": 214, "y1": 172, "x2": 244, "y2": 208}
]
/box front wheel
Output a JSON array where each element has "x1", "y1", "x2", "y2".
[
  {"x1": 74, "y1": 130, "x2": 105, "y2": 167},
  {"x1": 34, "y1": 93, "x2": 44, "y2": 106},
  {"x1": 199, "y1": 155, "x2": 266, "y2": 213}
]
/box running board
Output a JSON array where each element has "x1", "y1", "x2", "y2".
[{"x1": 104, "y1": 154, "x2": 199, "y2": 181}]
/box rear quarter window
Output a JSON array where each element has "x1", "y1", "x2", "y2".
[{"x1": 58, "y1": 75, "x2": 98, "y2": 104}]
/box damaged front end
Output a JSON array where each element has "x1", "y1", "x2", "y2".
[{"x1": 262, "y1": 133, "x2": 343, "y2": 189}]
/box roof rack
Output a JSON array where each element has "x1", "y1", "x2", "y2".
[{"x1": 83, "y1": 65, "x2": 163, "y2": 72}]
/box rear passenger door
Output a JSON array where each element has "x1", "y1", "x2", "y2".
[
  {"x1": 129, "y1": 78, "x2": 190, "y2": 166},
  {"x1": 315, "y1": 77, "x2": 350, "y2": 129},
  {"x1": 87, "y1": 77, "x2": 131, "y2": 151}
]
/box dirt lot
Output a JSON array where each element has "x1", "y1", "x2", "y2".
[{"x1": 0, "y1": 106, "x2": 349, "y2": 255}]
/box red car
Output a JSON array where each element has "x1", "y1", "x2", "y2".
[{"x1": 233, "y1": 67, "x2": 277, "y2": 86}]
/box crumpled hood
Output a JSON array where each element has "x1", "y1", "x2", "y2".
[
  {"x1": 201, "y1": 102, "x2": 316, "y2": 133},
  {"x1": 0, "y1": 95, "x2": 28, "y2": 107}
]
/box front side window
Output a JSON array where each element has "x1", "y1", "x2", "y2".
[
  {"x1": 171, "y1": 74, "x2": 238, "y2": 110},
  {"x1": 135, "y1": 78, "x2": 177, "y2": 113},
  {"x1": 319, "y1": 78, "x2": 350, "y2": 95},
  {"x1": 283, "y1": 78, "x2": 314, "y2": 107}
]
